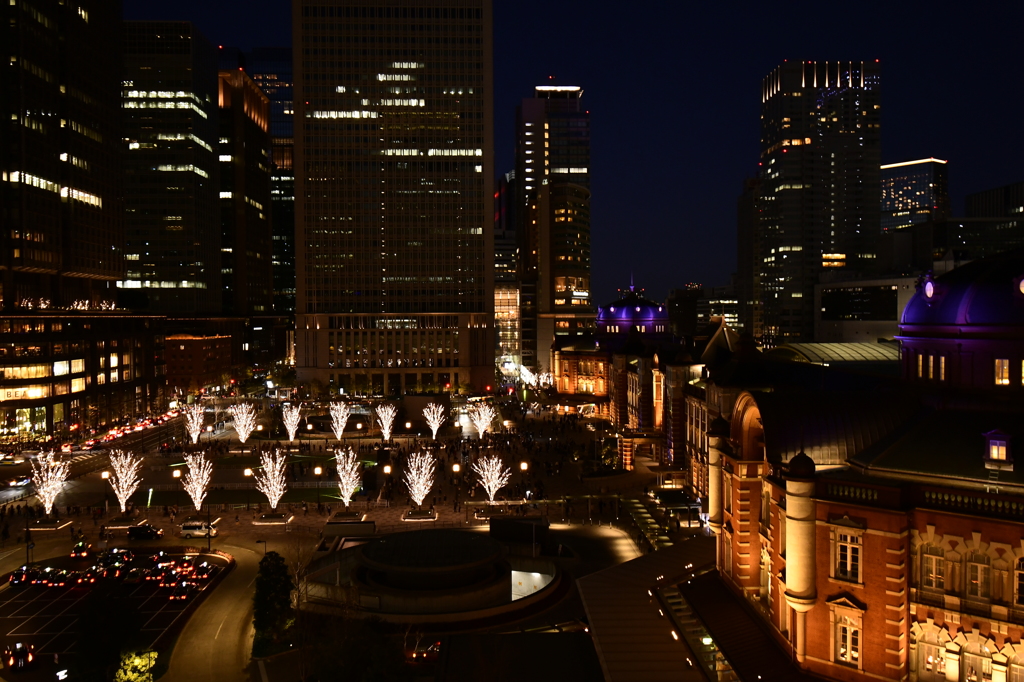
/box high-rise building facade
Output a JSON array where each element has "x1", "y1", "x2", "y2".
[
  {"x1": 121, "y1": 22, "x2": 221, "y2": 314},
  {"x1": 247, "y1": 47, "x2": 296, "y2": 315},
  {"x1": 755, "y1": 61, "x2": 881, "y2": 345},
  {"x1": 515, "y1": 86, "x2": 593, "y2": 372},
  {"x1": 1, "y1": 0, "x2": 124, "y2": 310},
  {"x1": 880, "y1": 157, "x2": 949, "y2": 233},
  {"x1": 218, "y1": 68, "x2": 273, "y2": 316},
  {"x1": 292, "y1": 0, "x2": 494, "y2": 396},
  {"x1": 494, "y1": 171, "x2": 520, "y2": 368}
]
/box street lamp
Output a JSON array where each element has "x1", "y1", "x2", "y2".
[
  {"x1": 256, "y1": 424, "x2": 263, "y2": 441},
  {"x1": 314, "y1": 466, "x2": 322, "y2": 507},
  {"x1": 101, "y1": 471, "x2": 109, "y2": 480},
  {"x1": 520, "y1": 460, "x2": 528, "y2": 486},
  {"x1": 205, "y1": 424, "x2": 213, "y2": 444},
  {"x1": 244, "y1": 468, "x2": 253, "y2": 510},
  {"x1": 172, "y1": 468, "x2": 182, "y2": 510}
]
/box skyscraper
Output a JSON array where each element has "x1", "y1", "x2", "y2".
[
  {"x1": 515, "y1": 86, "x2": 593, "y2": 372},
  {"x1": 1, "y1": 0, "x2": 124, "y2": 310},
  {"x1": 880, "y1": 158, "x2": 949, "y2": 233},
  {"x1": 121, "y1": 22, "x2": 221, "y2": 314},
  {"x1": 247, "y1": 47, "x2": 297, "y2": 315},
  {"x1": 494, "y1": 171, "x2": 520, "y2": 368},
  {"x1": 755, "y1": 60, "x2": 881, "y2": 345},
  {"x1": 218, "y1": 68, "x2": 273, "y2": 315},
  {"x1": 292, "y1": 0, "x2": 494, "y2": 396}
]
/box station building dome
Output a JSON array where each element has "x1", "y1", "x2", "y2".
[{"x1": 897, "y1": 248, "x2": 1024, "y2": 391}]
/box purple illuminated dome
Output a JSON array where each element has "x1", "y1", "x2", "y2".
[
  {"x1": 596, "y1": 285, "x2": 669, "y2": 334},
  {"x1": 901, "y1": 248, "x2": 1024, "y2": 327}
]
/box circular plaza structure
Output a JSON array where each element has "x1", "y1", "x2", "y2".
[{"x1": 304, "y1": 528, "x2": 561, "y2": 621}]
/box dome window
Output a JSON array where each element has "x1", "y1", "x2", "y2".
[{"x1": 984, "y1": 429, "x2": 1012, "y2": 471}]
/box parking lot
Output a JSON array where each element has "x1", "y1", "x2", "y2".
[{"x1": 0, "y1": 551, "x2": 230, "y2": 659}]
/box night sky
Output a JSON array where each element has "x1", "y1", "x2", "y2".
[{"x1": 123, "y1": 0, "x2": 1024, "y2": 306}]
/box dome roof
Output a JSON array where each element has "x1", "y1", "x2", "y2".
[
  {"x1": 787, "y1": 451, "x2": 816, "y2": 480},
  {"x1": 597, "y1": 286, "x2": 668, "y2": 326},
  {"x1": 901, "y1": 248, "x2": 1024, "y2": 327}
]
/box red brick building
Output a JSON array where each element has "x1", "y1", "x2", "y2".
[
  {"x1": 707, "y1": 249, "x2": 1024, "y2": 681},
  {"x1": 165, "y1": 334, "x2": 233, "y2": 391}
]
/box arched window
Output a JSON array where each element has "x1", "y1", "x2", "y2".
[
  {"x1": 962, "y1": 641, "x2": 993, "y2": 682},
  {"x1": 914, "y1": 627, "x2": 949, "y2": 682}
]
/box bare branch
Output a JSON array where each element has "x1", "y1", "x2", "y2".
[
  {"x1": 31, "y1": 451, "x2": 69, "y2": 515},
  {"x1": 329, "y1": 402, "x2": 351, "y2": 441},
  {"x1": 183, "y1": 452, "x2": 213, "y2": 511},
  {"x1": 255, "y1": 449, "x2": 289, "y2": 510},
  {"x1": 282, "y1": 403, "x2": 302, "y2": 442},
  {"x1": 376, "y1": 403, "x2": 397, "y2": 442},
  {"x1": 423, "y1": 403, "x2": 446, "y2": 440},
  {"x1": 471, "y1": 454, "x2": 511, "y2": 503},
  {"x1": 230, "y1": 402, "x2": 258, "y2": 443},
  {"x1": 108, "y1": 449, "x2": 144, "y2": 514},
  {"x1": 470, "y1": 404, "x2": 498, "y2": 439},
  {"x1": 403, "y1": 452, "x2": 435, "y2": 508},
  {"x1": 183, "y1": 403, "x2": 204, "y2": 444},
  {"x1": 333, "y1": 447, "x2": 362, "y2": 508}
]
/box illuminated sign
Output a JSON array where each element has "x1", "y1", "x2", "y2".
[{"x1": 0, "y1": 386, "x2": 48, "y2": 401}]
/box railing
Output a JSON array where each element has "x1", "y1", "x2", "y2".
[{"x1": 918, "y1": 487, "x2": 1024, "y2": 522}]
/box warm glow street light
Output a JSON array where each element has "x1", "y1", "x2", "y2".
[
  {"x1": 314, "y1": 465, "x2": 323, "y2": 505},
  {"x1": 244, "y1": 467, "x2": 253, "y2": 509},
  {"x1": 101, "y1": 471, "x2": 110, "y2": 479},
  {"x1": 383, "y1": 464, "x2": 392, "y2": 475}
]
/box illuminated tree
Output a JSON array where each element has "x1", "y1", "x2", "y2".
[
  {"x1": 282, "y1": 403, "x2": 302, "y2": 442},
  {"x1": 423, "y1": 403, "x2": 446, "y2": 440},
  {"x1": 114, "y1": 650, "x2": 158, "y2": 682},
  {"x1": 255, "y1": 449, "x2": 288, "y2": 510},
  {"x1": 184, "y1": 403, "x2": 204, "y2": 444},
  {"x1": 333, "y1": 447, "x2": 362, "y2": 508},
  {"x1": 519, "y1": 365, "x2": 537, "y2": 387},
  {"x1": 469, "y1": 404, "x2": 498, "y2": 439},
  {"x1": 403, "y1": 452, "x2": 435, "y2": 508},
  {"x1": 31, "y1": 451, "x2": 70, "y2": 516},
  {"x1": 376, "y1": 403, "x2": 397, "y2": 442},
  {"x1": 471, "y1": 454, "x2": 511, "y2": 503},
  {"x1": 230, "y1": 402, "x2": 258, "y2": 443},
  {"x1": 329, "y1": 402, "x2": 351, "y2": 441},
  {"x1": 108, "y1": 449, "x2": 143, "y2": 514},
  {"x1": 183, "y1": 452, "x2": 213, "y2": 511}
]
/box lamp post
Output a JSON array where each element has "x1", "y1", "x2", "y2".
[
  {"x1": 205, "y1": 424, "x2": 213, "y2": 445},
  {"x1": 306, "y1": 422, "x2": 313, "y2": 450},
  {"x1": 452, "y1": 462, "x2": 460, "y2": 486},
  {"x1": 256, "y1": 424, "x2": 263, "y2": 442},
  {"x1": 172, "y1": 469, "x2": 182, "y2": 511},
  {"x1": 244, "y1": 468, "x2": 252, "y2": 510},
  {"x1": 383, "y1": 464, "x2": 391, "y2": 500},
  {"x1": 314, "y1": 466, "x2": 322, "y2": 507}
]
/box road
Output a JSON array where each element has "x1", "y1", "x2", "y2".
[{"x1": 161, "y1": 532, "x2": 318, "y2": 682}]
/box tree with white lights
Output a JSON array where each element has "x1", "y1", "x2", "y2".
[
  {"x1": 184, "y1": 403, "x2": 204, "y2": 444},
  {"x1": 423, "y1": 403, "x2": 446, "y2": 440},
  {"x1": 282, "y1": 403, "x2": 302, "y2": 442},
  {"x1": 330, "y1": 402, "x2": 351, "y2": 441},
  {"x1": 470, "y1": 404, "x2": 498, "y2": 439},
  {"x1": 334, "y1": 447, "x2": 362, "y2": 508},
  {"x1": 230, "y1": 402, "x2": 258, "y2": 443},
  {"x1": 403, "y1": 452, "x2": 435, "y2": 508},
  {"x1": 255, "y1": 449, "x2": 289, "y2": 510},
  {"x1": 108, "y1": 449, "x2": 143, "y2": 514},
  {"x1": 471, "y1": 454, "x2": 511, "y2": 503},
  {"x1": 31, "y1": 451, "x2": 70, "y2": 516},
  {"x1": 376, "y1": 403, "x2": 397, "y2": 442},
  {"x1": 183, "y1": 452, "x2": 213, "y2": 511}
]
